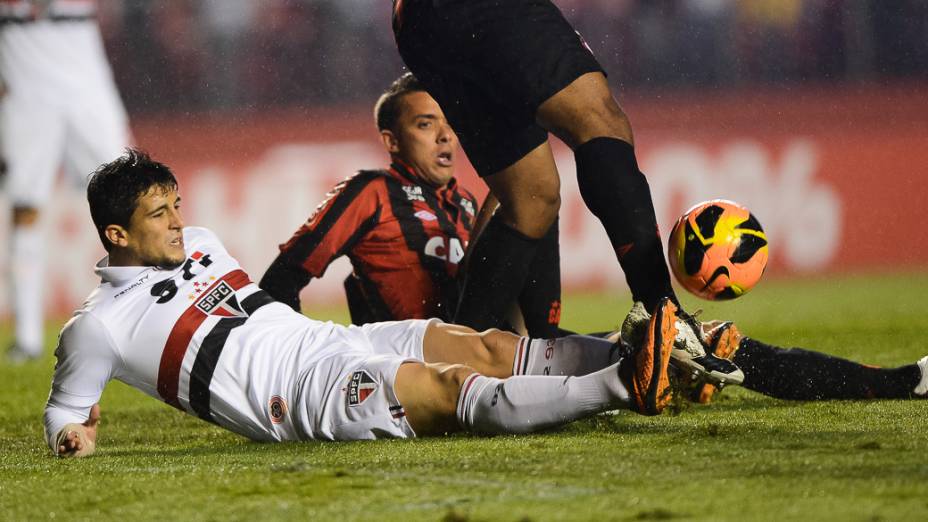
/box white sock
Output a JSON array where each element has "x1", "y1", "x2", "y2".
[
  {"x1": 512, "y1": 335, "x2": 620, "y2": 376},
  {"x1": 915, "y1": 356, "x2": 928, "y2": 396},
  {"x1": 10, "y1": 225, "x2": 45, "y2": 355},
  {"x1": 457, "y1": 362, "x2": 630, "y2": 435}
]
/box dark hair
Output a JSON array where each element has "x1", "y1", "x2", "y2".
[
  {"x1": 87, "y1": 148, "x2": 178, "y2": 251},
  {"x1": 374, "y1": 72, "x2": 426, "y2": 132}
]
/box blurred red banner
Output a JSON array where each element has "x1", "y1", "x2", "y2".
[{"x1": 5, "y1": 84, "x2": 925, "y2": 314}]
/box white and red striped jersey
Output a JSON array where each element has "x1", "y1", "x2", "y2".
[{"x1": 43, "y1": 227, "x2": 359, "y2": 451}]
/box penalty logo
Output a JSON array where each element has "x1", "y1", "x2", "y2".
[{"x1": 347, "y1": 370, "x2": 377, "y2": 406}]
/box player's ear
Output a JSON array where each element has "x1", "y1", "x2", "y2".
[
  {"x1": 380, "y1": 129, "x2": 400, "y2": 154},
  {"x1": 104, "y1": 224, "x2": 130, "y2": 249}
]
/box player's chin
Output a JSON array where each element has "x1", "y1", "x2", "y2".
[
  {"x1": 429, "y1": 166, "x2": 454, "y2": 184},
  {"x1": 158, "y1": 250, "x2": 187, "y2": 269}
]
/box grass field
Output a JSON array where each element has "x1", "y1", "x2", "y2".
[{"x1": 2, "y1": 272, "x2": 927, "y2": 521}]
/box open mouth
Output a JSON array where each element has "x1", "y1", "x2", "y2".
[{"x1": 437, "y1": 151, "x2": 453, "y2": 167}]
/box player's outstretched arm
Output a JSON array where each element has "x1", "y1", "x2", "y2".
[
  {"x1": 54, "y1": 404, "x2": 100, "y2": 458},
  {"x1": 44, "y1": 313, "x2": 116, "y2": 456}
]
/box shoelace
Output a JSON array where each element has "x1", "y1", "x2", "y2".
[{"x1": 676, "y1": 307, "x2": 708, "y2": 345}]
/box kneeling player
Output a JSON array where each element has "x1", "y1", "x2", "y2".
[{"x1": 47, "y1": 150, "x2": 687, "y2": 458}]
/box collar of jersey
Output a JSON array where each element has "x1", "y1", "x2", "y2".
[
  {"x1": 388, "y1": 160, "x2": 458, "y2": 194},
  {"x1": 94, "y1": 256, "x2": 157, "y2": 286}
]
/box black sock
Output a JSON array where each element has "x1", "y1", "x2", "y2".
[
  {"x1": 455, "y1": 214, "x2": 541, "y2": 331},
  {"x1": 518, "y1": 218, "x2": 562, "y2": 338},
  {"x1": 734, "y1": 338, "x2": 922, "y2": 400},
  {"x1": 574, "y1": 137, "x2": 675, "y2": 310}
]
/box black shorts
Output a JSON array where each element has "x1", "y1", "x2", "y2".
[{"x1": 394, "y1": 0, "x2": 604, "y2": 177}]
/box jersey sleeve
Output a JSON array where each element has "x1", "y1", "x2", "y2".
[
  {"x1": 260, "y1": 173, "x2": 384, "y2": 310},
  {"x1": 43, "y1": 312, "x2": 119, "y2": 454}
]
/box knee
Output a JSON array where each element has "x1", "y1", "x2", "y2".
[
  {"x1": 430, "y1": 364, "x2": 480, "y2": 413},
  {"x1": 436, "y1": 363, "x2": 477, "y2": 389},
  {"x1": 573, "y1": 96, "x2": 632, "y2": 147},
  {"x1": 478, "y1": 329, "x2": 520, "y2": 376},
  {"x1": 497, "y1": 186, "x2": 560, "y2": 237},
  {"x1": 460, "y1": 328, "x2": 516, "y2": 377},
  {"x1": 396, "y1": 362, "x2": 479, "y2": 435},
  {"x1": 537, "y1": 73, "x2": 634, "y2": 147}
]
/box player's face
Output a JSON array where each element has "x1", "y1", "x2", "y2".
[
  {"x1": 121, "y1": 186, "x2": 186, "y2": 268},
  {"x1": 384, "y1": 91, "x2": 458, "y2": 187}
]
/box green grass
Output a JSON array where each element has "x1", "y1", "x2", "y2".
[{"x1": 2, "y1": 272, "x2": 928, "y2": 521}]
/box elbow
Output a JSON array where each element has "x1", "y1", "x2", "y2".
[{"x1": 259, "y1": 258, "x2": 311, "y2": 313}]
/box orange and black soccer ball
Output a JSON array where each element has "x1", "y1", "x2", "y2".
[{"x1": 667, "y1": 199, "x2": 768, "y2": 300}]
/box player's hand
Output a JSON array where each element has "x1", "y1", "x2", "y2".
[{"x1": 57, "y1": 404, "x2": 101, "y2": 457}]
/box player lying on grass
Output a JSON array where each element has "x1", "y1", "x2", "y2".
[{"x1": 46, "y1": 149, "x2": 692, "y2": 458}]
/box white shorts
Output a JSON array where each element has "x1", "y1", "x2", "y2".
[
  {"x1": 293, "y1": 318, "x2": 438, "y2": 441},
  {"x1": 0, "y1": 21, "x2": 129, "y2": 207}
]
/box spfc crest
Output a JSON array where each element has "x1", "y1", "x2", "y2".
[
  {"x1": 195, "y1": 281, "x2": 247, "y2": 318},
  {"x1": 347, "y1": 370, "x2": 377, "y2": 406}
]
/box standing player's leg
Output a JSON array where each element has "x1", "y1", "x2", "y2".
[
  {"x1": 394, "y1": 0, "x2": 679, "y2": 334},
  {"x1": 2, "y1": 98, "x2": 63, "y2": 361},
  {"x1": 463, "y1": 194, "x2": 561, "y2": 338},
  {"x1": 8, "y1": 205, "x2": 45, "y2": 361},
  {"x1": 517, "y1": 218, "x2": 563, "y2": 338},
  {"x1": 455, "y1": 142, "x2": 560, "y2": 331},
  {"x1": 394, "y1": 0, "x2": 575, "y2": 333},
  {"x1": 532, "y1": 70, "x2": 744, "y2": 382},
  {"x1": 536, "y1": 72, "x2": 675, "y2": 312}
]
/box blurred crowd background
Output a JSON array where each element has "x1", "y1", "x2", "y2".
[{"x1": 98, "y1": 0, "x2": 928, "y2": 115}]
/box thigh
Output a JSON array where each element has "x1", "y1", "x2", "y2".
[
  {"x1": 302, "y1": 352, "x2": 417, "y2": 441},
  {"x1": 483, "y1": 141, "x2": 560, "y2": 211},
  {"x1": 1, "y1": 96, "x2": 65, "y2": 207},
  {"x1": 397, "y1": 0, "x2": 602, "y2": 177},
  {"x1": 358, "y1": 318, "x2": 437, "y2": 360},
  {"x1": 400, "y1": 46, "x2": 547, "y2": 177},
  {"x1": 399, "y1": 0, "x2": 603, "y2": 117},
  {"x1": 421, "y1": 321, "x2": 518, "y2": 377},
  {"x1": 536, "y1": 71, "x2": 633, "y2": 148}
]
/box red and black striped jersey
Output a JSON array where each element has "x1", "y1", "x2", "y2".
[{"x1": 260, "y1": 162, "x2": 478, "y2": 323}]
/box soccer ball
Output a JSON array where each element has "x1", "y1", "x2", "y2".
[{"x1": 667, "y1": 199, "x2": 768, "y2": 300}]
